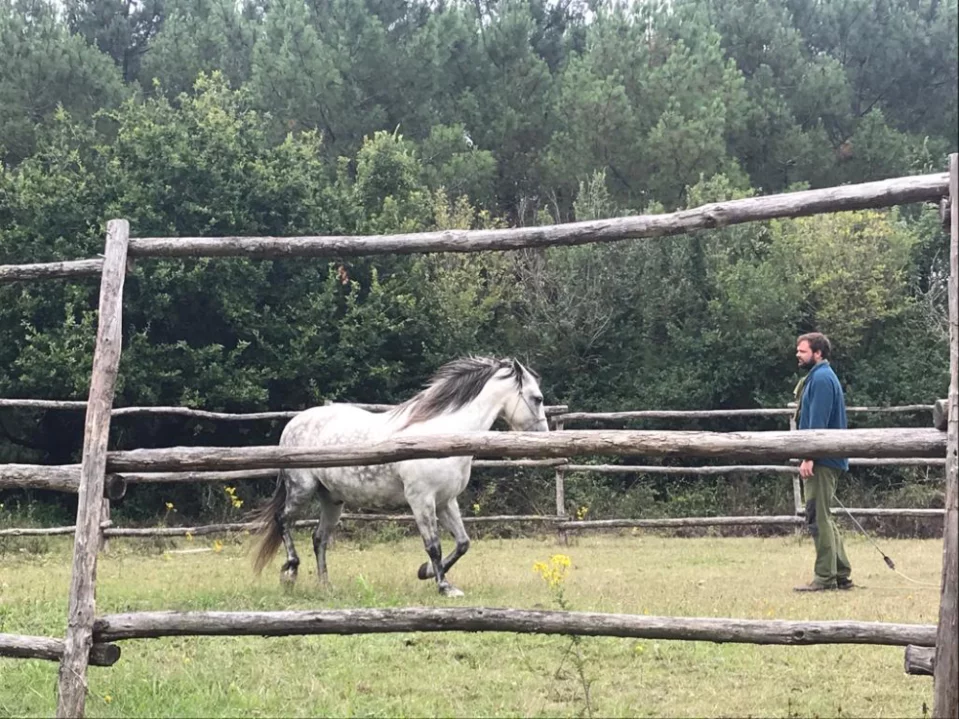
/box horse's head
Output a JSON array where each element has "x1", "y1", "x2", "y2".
[
  {"x1": 394, "y1": 356, "x2": 549, "y2": 432},
  {"x1": 499, "y1": 358, "x2": 549, "y2": 432}
]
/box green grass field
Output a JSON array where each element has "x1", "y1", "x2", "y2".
[{"x1": 0, "y1": 530, "x2": 944, "y2": 717}]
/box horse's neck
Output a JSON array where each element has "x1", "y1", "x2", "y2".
[
  {"x1": 440, "y1": 398, "x2": 503, "y2": 432},
  {"x1": 396, "y1": 380, "x2": 508, "y2": 433}
]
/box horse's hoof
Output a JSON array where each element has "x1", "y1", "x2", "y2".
[
  {"x1": 280, "y1": 569, "x2": 298, "y2": 587},
  {"x1": 440, "y1": 585, "x2": 465, "y2": 598},
  {"x1": 417, "y1": 563, "x2": 432, "y2": 580}
]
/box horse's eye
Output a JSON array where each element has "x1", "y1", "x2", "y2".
[{"x1": 532, "y1": 396, "x2": 543, "y2": 405}]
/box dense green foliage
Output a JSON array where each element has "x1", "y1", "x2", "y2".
[{"x1": 0, "y1": 0, "x2": 955, "y2": 523}]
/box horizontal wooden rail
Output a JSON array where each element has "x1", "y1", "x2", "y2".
[
  {"x1": 92, "y1": 607, "x2": 937, "y2": 646},
  {"x1": 556, "y1": 405, "x2": 934, "y2": 423},
  {"x1": 0, "y1": 464, "x2": 126, "y2": 497},
  {"x1": 2, "y1": 507, "x2": 942, "y2": 538},
  {"x1": 124, "y1": 173, "x2": 950, "y2": 259},
  {"x1": 473, "y1": 458, "x2": 569, "y2": 467},
  {"x1": 0, "y1": 398, "x2": 927, "y2": 421},
  {"x1": 0, "y1": 633, "x2": 119, "y2": 666},
  {"x1": 1, "y1": 525, "x2": 84, "y2": 537},
  {"x1": 4, "y1": 455, "x2": 944, "y2": 496},
  {"x1": 4, "y1": 456, "x2": 942, "y2": 495},
  {"x1": 0, "y1": 464, "x2": 85, "y2": 492},
  {"x1": 0, "y1": 172, "x2": 948, "y2": 282},
  {"x1": 559, "y1": 409, "x2": 795, "y2": 422},
  {"x1": 93, "y1": 515, "x2": 559, "y2": 537},
  {"x1": 558, "y1": 516, "x2": 804, "y2": 529},
  {"x1": 111, "y1": 459, "x2": 569, "y2": 486},
  {"x1": 0, "y1": 399, "x2": 567, "y2": 419},
  {"x1": 0, "y1": 457, "x2": 569, "y2": 494},
  {"x1": 828, "y1": 508, "x2": 944, "y2": 517},
  {"x1": 847, "y1": 457, "x2": 946, "y2": 466},
  {"x1": 905, "y1": 645, "x2": 936, "y2": 675},
  {"x1": 0, "y1": 259, "x2": 104, "y2": 283},
  {"x1": 561, "y1": 464, "x2": 798, "y2": 475},
  {"x1": 99, "y1": 428, "x2": 947, "y2": 473},
  {"x1": 560, "y1": 458, "x2": 947, "y2": 474}
]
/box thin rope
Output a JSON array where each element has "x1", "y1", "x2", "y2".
[{"x1": 834, "y1": 494, "x2": 940, "y2": 588}]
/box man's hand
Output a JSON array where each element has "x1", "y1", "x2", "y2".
[{"x1": 799, "y1": 459, "x2": 815, "y2": 479}]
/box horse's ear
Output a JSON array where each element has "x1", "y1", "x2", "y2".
[{"x1": 511, "y1": 358, "x2": 525, "y2": 386}]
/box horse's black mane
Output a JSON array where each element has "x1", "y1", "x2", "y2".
[{"x1": 394, "y1": 356, "x2": 534, "y2": 427}]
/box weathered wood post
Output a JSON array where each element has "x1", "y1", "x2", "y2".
[
  {"x1": 56, "y1": 220, "x2": 129, "y2": 719},
  {"x1": 552, "y1": 417, "x2": 568, "y2": 545},
  {"x1": 905, "y1": 644, "x2": 935, "y2": 676},
  {"x1": 787, "y1": 402, "x2": 803, "y2": 517},
  {"x1": 933, "y1": 153, "x2": 958, "y2": 719}
]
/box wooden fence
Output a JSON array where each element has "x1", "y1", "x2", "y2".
[
  {"x1": 0, "y1": 404, "x2": 946, "y2": 538},
  {"x1": 0, "y1": 166, "x2": 954, "y2": 719}
]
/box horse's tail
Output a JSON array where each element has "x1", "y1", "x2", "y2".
[{"x1": 250, "y1": 472, "x2": 287, "y2": 575}]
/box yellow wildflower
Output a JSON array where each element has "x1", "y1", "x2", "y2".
[
  {"x1": 224, "y1": 486, "x2": 243, "y2": 509},
  {"x1": 213, "y1": 540, "x2": 224, "y2": 553},
  {"x1": 533, "y1": 554, "x2": 572, "y2": 589}
]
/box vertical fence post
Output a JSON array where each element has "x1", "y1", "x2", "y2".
[
  {"x1": 933, "y1": 152, "x2": 958, "y2": 719},
  {"x1": 553, "y1": 417, "x2": 568, "y2": 545},
  {"x1": 56, "y1": 220, "x2": 129, "y2": 719},
  {"x1": 787, "y1": 402, "x2": 803, "y2": 517}
]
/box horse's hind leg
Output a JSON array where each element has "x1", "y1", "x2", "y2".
[
  {"x1": 418, "y1": 498, "x2": 471, "y2": 584},
  {"x1": 279, "y1": 469, "x2": 315, "y2": 586},
  {"x1": 312, "y1": 486, "x2": 343, "y2": 586},
  {"x1": 406, "y1": 491, "x2": 463, "y2": 597},
  {"x1": 279, "y1": 520, "x2": 299, "y2": 586}
]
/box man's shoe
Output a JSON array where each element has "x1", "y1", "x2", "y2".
[
  {"x1": 793, "y1": 582, "x2": 837, "y2": 592},
  {"x1": 837, "y1": 578, "x2": 855, "y2": 590}
]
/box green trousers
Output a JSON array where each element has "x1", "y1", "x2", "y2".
[{"x1": 804, "y1": 465, "x2": 852, "y2": 587}]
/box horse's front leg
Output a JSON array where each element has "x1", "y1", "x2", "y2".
[
  {"x1": 406, "y1": 491, "x2": 463, "y2": 597},
  {"x1": 418, "y1": 498, "x2": 470, "y2": 584}
]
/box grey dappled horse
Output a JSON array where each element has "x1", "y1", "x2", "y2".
[{"x1": 252, "y1": 356, "x2": 549, "y2": 597}]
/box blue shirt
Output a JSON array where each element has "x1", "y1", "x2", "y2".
[{"x1": 797, "y1": 361, "x2": 849, "y2": 471}]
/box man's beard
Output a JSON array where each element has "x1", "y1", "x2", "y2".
[{"x1": 799, "y1": 358, "x2": 816, "y2": 371}]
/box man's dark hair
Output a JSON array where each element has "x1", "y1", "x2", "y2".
[{"x1": 797, "y1": 332, "x2": 831, "y2": 359}]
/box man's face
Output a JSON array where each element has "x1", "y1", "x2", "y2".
[{"x1": 796, "y1": 340, "x2": 820, "y2": 371}]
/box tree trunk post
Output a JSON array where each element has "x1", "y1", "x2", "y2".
[
  {"x1": 933, "y1": 153, "x2": 959, "y2": 719},
  {"x1": 56, "y1": 220, "x2": 129, "y2": 719},
  {"x1": 788, "y1": 403, "x2": 803, "y2": 517},
  {"x1": 552, "y1": 418, "x2": 568, "y2": 545}
]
